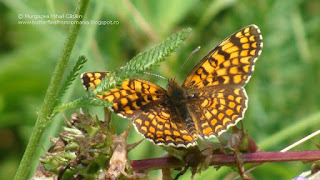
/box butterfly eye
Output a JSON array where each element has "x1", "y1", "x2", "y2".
[
  {"x1": 166, "y1": 84, "x2": 170, "y2": 89},
  {"x1": 188, "y1": 93, "x2": 197, "y2": 100}
]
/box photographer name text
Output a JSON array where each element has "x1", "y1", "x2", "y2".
[{"x1": 18, "y1": 13, "x2": 83, "y2": 20}]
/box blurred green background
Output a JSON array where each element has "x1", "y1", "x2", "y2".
[{"x1": 1, "y1": 0, "x2": 320, "y2": 179}]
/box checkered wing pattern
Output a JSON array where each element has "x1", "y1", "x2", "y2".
[
  {"x1": 183, "y1": 25, "x2": 263, "y2": 89},
  {"x1": 81, "y1": 72, "x2": 110, "y2": 91},
  {"x1": 184, "y1": 25, "x2": 263, "y2": 137},
  {"x1": 81, "y1": 25, "x2": 263, "y2": 147},
  {"x1": 132, "y1": 103, "x2": 196, "y2": 147},
  {"x1": 187, "y1": 88, "x2": 248, "y2": 138},
  {"x1": 81, "y1": 73, "x2": 196, "y2": 147}
]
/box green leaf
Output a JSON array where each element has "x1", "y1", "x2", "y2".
[
  {"x1": 53, "y1": 95, "x2": 110, "y2": 114},
  {"x1": 95, "y1": 27, "x2": 192, "y2": 94},
  {"x1": 55, "y1": 55, "x2": 87, "y2": 107},
  {"x1": 54, "y1": 28, "x2": 192, "y2": 114}
]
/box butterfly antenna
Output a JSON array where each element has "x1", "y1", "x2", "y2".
[
  {"x1": 174, "y1": 46, "x2": 201, "y2": 80},
  {"x1": 144, "y1": 72, "x2": 166, "y2": 80}
]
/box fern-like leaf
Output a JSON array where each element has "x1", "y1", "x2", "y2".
[
  {"x1": 54, "y1": 56, "x2": 87, "y2": 107},
  {"x1": 54, "y1": 28, "x2": 192, "y2": 113},
  {"x1": 53, "y1": 95, "x2": 110, "y2": 114},
  {"x1": 95, "y1": 28, "x2": 192, "y2": 94}
]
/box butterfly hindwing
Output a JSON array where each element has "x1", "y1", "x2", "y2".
[
  {"x1": 133, "y1": 103, "x2": 196, "y2": 147},
  {"x1": 187, "y1": 87, "x2": 247, "y2": 138}
]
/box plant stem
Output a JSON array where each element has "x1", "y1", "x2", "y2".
[
  {"x1": 14, "y1": 0, "x2": 91, "y2": 179},
  {"x1": 131, "y1": 150, "x2": 320, "y2": 171}
]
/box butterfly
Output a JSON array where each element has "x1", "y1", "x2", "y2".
[{"x1": 81, "y1": 25, "x2": 263, "y2": 148}]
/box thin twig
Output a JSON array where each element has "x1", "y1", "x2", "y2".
[
  {"x1": 131, "y1": 150, "x2": 320, "y2": 172},
  {"x1": 281, "y1": 129, "x2": 320, "y2": 152}
]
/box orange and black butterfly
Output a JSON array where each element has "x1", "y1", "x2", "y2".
[{"x1": 81, "y1": 25, "x2": 263, "y2": 147}]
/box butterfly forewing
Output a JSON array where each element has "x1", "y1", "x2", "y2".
[
  {"x1": 182, "y1": 25, "x2": 263, "y2": 89},
  {"x1": 82, "y1": 73, "x2": 165, "y2": 118},
  {"x1": 81, "y1": 72, "x2": 110, "y2": 90}
]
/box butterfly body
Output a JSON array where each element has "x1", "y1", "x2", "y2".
[
  {"x1": 166, "y1": 79, "x2": 198, "y2": 140},
  {"x1": 82, "y1": 25, "x2": 263, "y2": 147}
]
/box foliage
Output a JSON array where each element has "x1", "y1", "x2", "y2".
[{"x1": 53, "y1": 27, "x2": 191, "y2": 114}]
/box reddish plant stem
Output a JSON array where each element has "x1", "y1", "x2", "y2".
[
  {"x1": 131, "y1": 150, "x2": 320, "y2": 171},
  {"x1": 132, "y1": 156, "x2": 184, "y2": 171}
]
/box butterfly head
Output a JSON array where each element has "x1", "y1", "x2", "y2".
[
  {"x1": 166, "y1": 79, "x2": 185, "y2": 99},
  {"x1": 166, "y1": 79, "x2": 177, "y2": 88}
]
